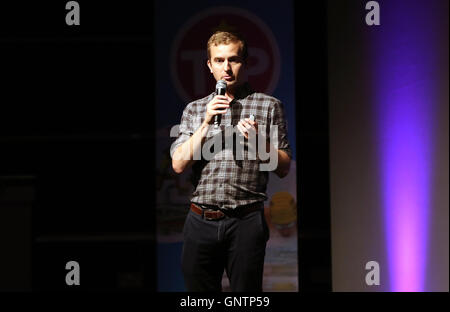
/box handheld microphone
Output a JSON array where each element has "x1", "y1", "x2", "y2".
[{"x1": 214, "y1": 80, "x2": 227, "y2": 129}]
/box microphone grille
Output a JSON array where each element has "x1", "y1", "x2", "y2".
[{"x1": 216, "y1": 80, "x2": 227, "y2": 89}]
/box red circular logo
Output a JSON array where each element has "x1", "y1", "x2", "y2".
[{"x1": 171, "y1": 6, "x2": 281, "y2": 102}]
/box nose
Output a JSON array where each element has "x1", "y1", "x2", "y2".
[{"x1": 223, "y1": 59, "x2": 231, "y2": 71}]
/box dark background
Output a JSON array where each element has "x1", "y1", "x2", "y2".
[{"x1": 0, "y1": 0, "x2": 331, "y2": 291}]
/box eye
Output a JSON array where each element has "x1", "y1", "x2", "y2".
[{"x1": 229, "y1": 57, "x2": 242, "y2": 64}]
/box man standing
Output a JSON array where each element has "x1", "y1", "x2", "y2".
[{"x1": 171, "y1": 31, "x2": 291, "y2": 291}]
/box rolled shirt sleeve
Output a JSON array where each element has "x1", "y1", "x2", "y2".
[
  {"x1": 270, "y1": 100, "x2": 292, "y2": 160},
  {"x1": 170, "y1": 104, "x2": 194, "y2": 158}
]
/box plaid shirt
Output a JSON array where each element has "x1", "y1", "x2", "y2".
[{"x1": 171, "y1": 83, "x2": 292, "y2": 209}]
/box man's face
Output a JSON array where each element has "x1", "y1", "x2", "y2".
[{"x1": 207, "y1": 42, "x2": 247, "y2": 92}]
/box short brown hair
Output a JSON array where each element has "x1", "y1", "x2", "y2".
[{"x1": 207, "y1": 31, "x2": 248, "y2": 62}]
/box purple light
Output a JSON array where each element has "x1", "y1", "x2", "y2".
[
  {"x1": 372, "y1": 0, "x2": 439, "y2": 291},
  {"x1": 381, "y1": 103, "x2": 431, "y2": 291}
]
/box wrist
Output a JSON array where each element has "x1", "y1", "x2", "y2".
[{"x1": 201, "y1": 121, "x2": 211, "y2": 129}]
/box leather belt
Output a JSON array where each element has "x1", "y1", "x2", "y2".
[{"x1": 190, "y1": 202, "x2": 263, "y2": 221}]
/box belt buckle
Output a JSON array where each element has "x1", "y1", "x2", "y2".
[{"x1": 203, "y1": 208, "x2": 224, "y2": 221}]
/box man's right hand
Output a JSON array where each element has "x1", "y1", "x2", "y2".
[{"x1": 203, "y1": 95, "x2": 230, "y2": 126}]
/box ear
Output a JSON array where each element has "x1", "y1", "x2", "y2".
[{"x1": 207, "y1": 59, "x2": 213, "y2": 73}]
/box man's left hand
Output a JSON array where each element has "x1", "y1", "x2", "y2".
[{"x1": 237, "y1": 118, "x2": 258, "y2": 139}]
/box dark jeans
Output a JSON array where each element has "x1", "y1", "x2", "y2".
[{"x1": 181, "y1": 206, "x2": 270, "y2": 292}]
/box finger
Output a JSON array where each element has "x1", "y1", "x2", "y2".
[
  {"x1": 237, "y1": 122, "x2": 248, "y2": 133},
  {"x1": 213, "y1": 97, "x2": 228, "y2": 103},
  {"x1": 244, "y1": 118, "x2": 257, "y2": 126},
  {"x1": 246, "y1": 121, "x2": 258, "y2": 133},
  {"x1": 242, "y1": 120, "x2": 253, "y2": 130},
  {"x1": 210, "y1": 109, "x2": 227, "y2": 114},
  {"x1": 247, "y1": 119, "x2": 257, "y2": 127},
  {"x1": 210, "y1": 105, "x2": 228, "y2": 111},
  {"x1": 210, "y1": 109, "x2": 228, "y2": 115},
  {"x1": 210, "y1": 99, "x2": 229, "y2": 106},
  {"x1": 214, "y1": 98, "x2": 230, "y2": 103},
  {"x1": 239, "y1": 122, "x2": 250, "y2": 135},
  {"x1": 211, "y1": 109, "x2": 228, "y2": 115},
  {"x1": 214, "y1": 101, "x2": 229, "y2": 106},
  {"x1": 209, "y1": 105, "x2": 227, "y2": 111},
  {"x1": 212, "y1": 104, "x2": 230, "y2": 110},
  {"x1": 237, "y1": 124, "x2": 248, "y2": 138},
  {"x1": 213, "y1": 103, "x2": 230, "y2": 108}
]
